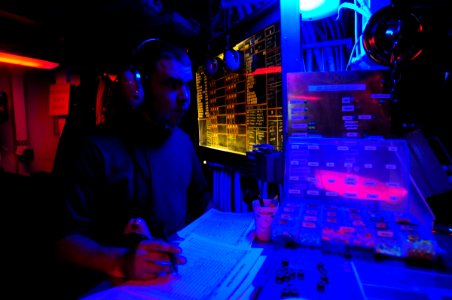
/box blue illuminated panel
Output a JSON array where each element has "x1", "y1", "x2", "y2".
[
  {"x1": 275, "y1": 136, "x2": 439, "y2": 259},
  {"x1": 287, "y1": 70, "x2": 392, "y2": 138},
  {"x1": 285, "y1": 137, "x2": 410, "y2": 210}
]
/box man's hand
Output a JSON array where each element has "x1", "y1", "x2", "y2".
[{"x1": 125, "y1": 239, "x2": 186, "y2": 281}]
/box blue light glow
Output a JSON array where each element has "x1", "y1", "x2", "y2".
[{"x1": 300, "y1": 0, "x2": 340, "y2": 21}]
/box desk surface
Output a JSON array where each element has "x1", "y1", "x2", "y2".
[
  {"x1": 77, "y1": 209, "x2": 452, "y2": 300},
  {"x1": 251, "y1": 232, "x2": 452, "y2": 300}
]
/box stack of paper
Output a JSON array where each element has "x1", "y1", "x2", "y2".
[{"x1": 82, "y1": 208, "x2": 265, "y2": 300}]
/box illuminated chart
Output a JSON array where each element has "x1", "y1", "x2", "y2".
[{"x1": 196, "y1": 22, "x2": 283, "y2": 155}]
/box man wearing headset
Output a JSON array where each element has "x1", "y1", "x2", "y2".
[{"x1": 51, "y1": 38, "x2": 212, "y2": 299}]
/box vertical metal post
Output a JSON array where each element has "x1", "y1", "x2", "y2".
[{"x1": 280, "y1": 0, "x2": 302, "y2": 203}]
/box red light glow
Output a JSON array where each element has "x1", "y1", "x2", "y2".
[
  {"x1": 289, "y1": 95, "x2": 322, "y2": 101},
  {"x1": 0, "y1": 51, "x2": 59, "y2": 69},
  {"x1": 247, "y1": 66, "x2": 281, "y2": 76},
  {"x1": 314, "y1": 169, "x2": 408, "y2": 203}
]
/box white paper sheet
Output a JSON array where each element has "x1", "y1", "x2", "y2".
[
  {"x1": 82, "y1": 209, "x2": 263, "y2": 300},
  {"x1": 82, "y1": 234, "x2": 263, "y2": 300},
  {"x1": 178, "y1": 208, "x2": 255, "y2": 248}
]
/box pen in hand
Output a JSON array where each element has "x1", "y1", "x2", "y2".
[{"x1": 161, "y1": 226, "x2": 179, "y2": 274}]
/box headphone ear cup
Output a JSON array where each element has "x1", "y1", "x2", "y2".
[{"x1": 120, "y1": 69, "x2": 144, "y2": 107}]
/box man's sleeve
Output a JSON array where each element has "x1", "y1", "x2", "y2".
[{"x1": 52, "y1": 135, "x2": 105, "y2": 240}]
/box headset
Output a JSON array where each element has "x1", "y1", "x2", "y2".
[
  {"x1": 118, "y1": 38, "x2": 161, "y2": 108},
  {"x1": 119, "y1": 69, "x2": 145, "y2": 108}
]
